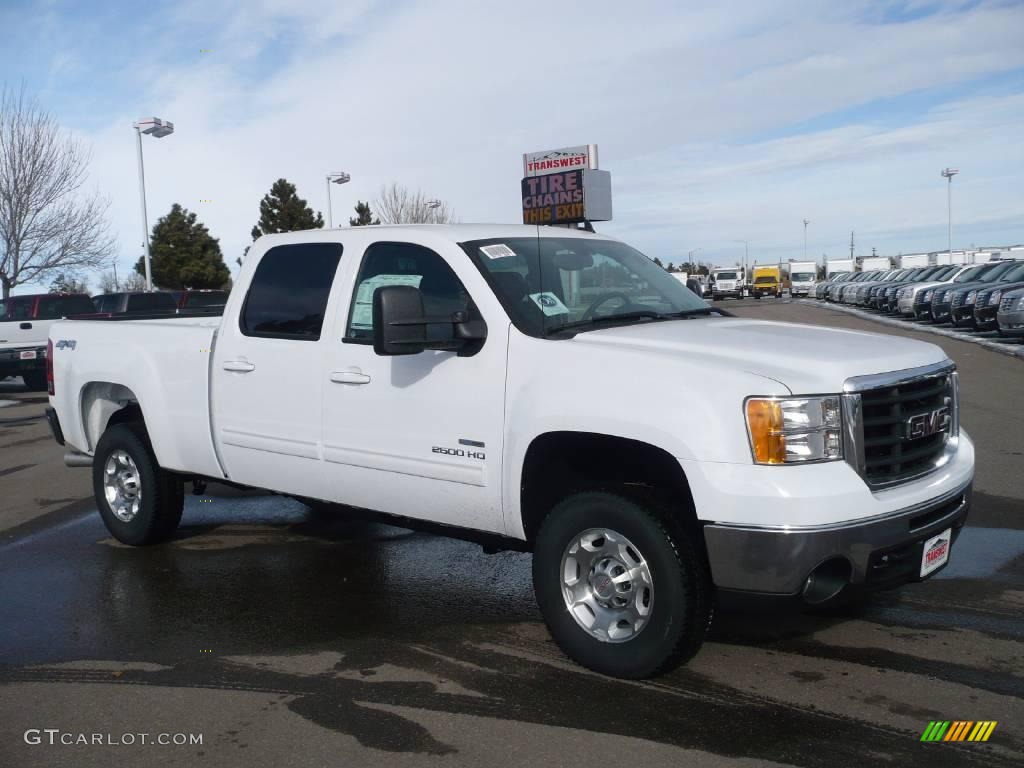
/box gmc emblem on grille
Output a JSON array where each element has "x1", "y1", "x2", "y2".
[{"x1": 905, "y1": 407, "x2": 950, "y2": 440}]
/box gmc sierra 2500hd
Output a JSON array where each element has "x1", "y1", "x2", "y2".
[{"x1": 45, "y1": 224, "x2": 974, "y2": 678}]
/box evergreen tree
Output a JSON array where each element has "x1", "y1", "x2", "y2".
[
  {"x1": 134, "y1": 204, "x2": 230, "y2": 289},
  {"x1": 48, "y1": 272, "x2": 89, "y2": 294},
  {"x1": 349, "y1": 200, "x2": 380, "y2": 226},
  {"x1": 250, "y1": 178, "x2": 323, "y2": 242},
  {"x1": 652, "y1": 257, "x2": 665, "y2": 269}
]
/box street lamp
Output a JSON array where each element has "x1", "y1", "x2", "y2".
[
  {"x1": 941, "y1": 168, "x2": 958, "y2": 261},
  {"x1": 133, "y1": 117, "x2": 174, "y2": 291},
  {"x1": 803, "y1": 219, "x2": 810, "y2": 261},
  {"x1": 326, "y1": 171, "x2": 351, "y2": 228}
]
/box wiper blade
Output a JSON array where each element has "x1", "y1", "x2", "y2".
[{"x1": 543, "y1": 310, "x2": 668, "y2": 336}]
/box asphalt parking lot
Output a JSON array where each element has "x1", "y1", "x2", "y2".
[{"x1": 1, "y1": 300, "x2": 1021, "y2": 767}]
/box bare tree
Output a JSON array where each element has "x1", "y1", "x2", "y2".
[
  {"x1": 122, "y1": 271, "x2": 147, "y2": 292},
  {"x1": 97, "y1": 269, "x2": 119, "y2": 294},
  {"x1": 373, "y1": 182, "x2": 455, "y2": 225},
  {"x1": 0, "y1": 85, "x2": 114, "y2": 299}
]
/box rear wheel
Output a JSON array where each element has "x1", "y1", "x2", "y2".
[
  {"x1": 532, "y1": 491, "x2": 712, "y2": 678},
  {"x1": 92, "y1": 423, "x2": 183, "y2": 545},
  {"x1": 21, "y1": 371, "x2": 47, "y2": 391}
]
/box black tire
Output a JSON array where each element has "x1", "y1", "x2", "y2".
[
  {"x1": 92, "y1": 423, "x2": 183, "y2": 545},
  {"x1": 21, "y1": 371, "x2": 47, "y2": 391},
  {"x1": 532, "y1": 491, "x2": 712, "y2": 678}
]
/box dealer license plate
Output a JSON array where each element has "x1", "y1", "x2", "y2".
[
  {"x1": 920, "y1": 528, "x2": 951, "y2": 577},
  {"x1": 19, "y1": 350, "x2": 36, "y2": 360}
]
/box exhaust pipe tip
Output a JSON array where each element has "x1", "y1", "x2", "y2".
[
  {"x1": 63, "y1": 451, "x2": 93, "y2": 468},
  {"x1": 802, "y1": 557, "x2": 852, "y2": 605}
]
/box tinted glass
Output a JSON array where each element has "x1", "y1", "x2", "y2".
[
  {"x1": 346, "y1": 242, "x2": 477, "y2": 341},
  {"x1": 715, "y1": 271, "x2": 738, "y2": 280},
  {"x1": 126, "y1": 293, "x2": 178, "y2": 313},
  {"x1": 35, "y1": 295, "x2": 96, "y2": 319},
  {"x1": 242, "y1": 243, "x2": 342, "y2": 340},
  {"x1": 183, "y1": 290, "x2": 228, "y2": 308},
  {"x1": 8, "y1": 298, "x2": 32, "y2": 320},
  {"x1": 999, "y1": 262, "x2": 1024, "y2": 282}
]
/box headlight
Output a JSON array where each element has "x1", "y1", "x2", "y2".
[
  {"x1": 1015, "y1": 296, "x2": 1024, "y2": 310},
  {"x1": 965, "y1": 290, "x2": 977, "y2": 304},
  {"x1": 745, "y1": 396, "x2": 843, "y2": 465},
  {"x1": 989, "y1": 290, "x2": 1002, "y2": 306}
]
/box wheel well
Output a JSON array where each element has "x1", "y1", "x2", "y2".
[
  {"x1": 80, "y1": 382, "x2": 146, "y2": 451},
  {"x1": 520, "y1": 431, "x2": 697, "y2": 543}
]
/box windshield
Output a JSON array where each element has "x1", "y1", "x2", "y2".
[
  {"x1": 715, "y1": 271, "x2": 738, "y2": 280},
  {"x1": 463, "y1": 237, "x2": 711, "y2": 337},
  {"x1": 999, "y1": 262, "x2": 1024, "y2": 282},
  {"x1": 754, "y1": 276, "x2": 776, "y2": 284},
  {"x1": 791, "y1": 272, "x2": 814, "y2": 281}
]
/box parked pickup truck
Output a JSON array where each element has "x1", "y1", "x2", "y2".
[
  {"x1": 45, "y1": 224, "x2": 974, "y2": 678},
  {"x1": 1, "y1": 292, "x2": 96, "y2": 390}
]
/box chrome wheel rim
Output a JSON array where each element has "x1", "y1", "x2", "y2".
[
  {"x1": 560, "y1": 528, "x2": 653, "y2": 643},
  {"x1": 104, "y1": 450, "x2": 142, "y2": 523}
]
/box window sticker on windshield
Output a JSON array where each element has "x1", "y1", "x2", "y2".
[
  {"x1": 528, "y1": 292, "x2": 569, "y2": 316},
  {"x1": 350, "y1": 274, "x2": 423, "y2": 330},
  {"x1": 479, "y1": 244, "x2": 516, "y2": 260}
]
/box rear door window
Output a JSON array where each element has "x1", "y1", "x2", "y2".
[
  {"x1": 241, "y1": 243, "x2": 343, "y2": 340},
  {"x1": 126, "y1": 293, "x2": 178, "y2": 313},
  {"x1": 35, "y1": 295, "x2": 97, "y2": 319}
]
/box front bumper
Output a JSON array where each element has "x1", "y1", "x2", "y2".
[
  {"x1": 897, "y1": 297, "x2": 915, "y2": 315},
  {"x1": 952, "y1": 305, "x2": 976, "y2": 327},
  {"x1": 0, "y1": 346, "x2": 46, "y2": 377},
  {"x1": 997, "y1": 308, "x2": 1024, "y2": 336},
  {"x1": 973, "y1": 305, "x2": 1000, "y2": 331},
  {"x1": 703, "y1": 482, "x2": 971, "y2": 596},
  {"x1": 932, "y1": 302, "x2": 952, "y2": 323}
]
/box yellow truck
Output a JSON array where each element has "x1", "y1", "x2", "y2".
[{"x1": 751, "y1": 265, "x2": 787, "y2": 298}]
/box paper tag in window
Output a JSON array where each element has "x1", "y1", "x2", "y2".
[
  {"x1": 479, "y1": 244, "x2": 516, "y2": 260},
  {"x1": 528, "y1": 292, "x2": 568, "y2": 316},
  {"x1": 349, "y1": 274, "x2": 423, "y2": 330}
]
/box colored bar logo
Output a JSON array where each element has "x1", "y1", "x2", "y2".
[{"x1": 921, "y1": 721, "x2": 997, "y2": 742}]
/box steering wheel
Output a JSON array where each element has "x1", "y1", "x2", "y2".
[{"x1": 581, "y1": 292, "x2": 636, "y2": 321}]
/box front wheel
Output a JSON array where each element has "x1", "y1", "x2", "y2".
[
  {"x1": 532, "y1": 492, "x2": 712, "y2": 678},
  {"x1": 92, "y1": 424, "x2": 184, "y2": 545}
]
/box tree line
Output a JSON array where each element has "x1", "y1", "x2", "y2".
[{"x1": 0, "y1": 84, "x2": 453, "y2": 297}]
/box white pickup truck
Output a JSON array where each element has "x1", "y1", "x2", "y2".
[{"x1": 45, "y1": 224, "x2": 974, "y2": 678}]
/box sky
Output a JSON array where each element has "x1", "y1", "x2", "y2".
[{"x1": 2, "y1": 0, "x2": 1023, "y2": 290}]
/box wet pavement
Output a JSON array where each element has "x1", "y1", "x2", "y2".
[{"x1": 1, "y1": 304, "x2": 1023, "y2": 767}]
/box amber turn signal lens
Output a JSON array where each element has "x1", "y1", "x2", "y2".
[{"x1": 746, "y1": 399, "x2": 785, "y2": 464}]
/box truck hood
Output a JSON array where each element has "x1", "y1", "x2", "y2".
[{"x1": 569, "y1": 317, "x2": 947, "y2": 394}]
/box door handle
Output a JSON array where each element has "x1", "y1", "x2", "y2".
[
  {"x1": 223, "y1": 360, "x2": 255, "y2": 373},
  {"x1": 20, "y1": 322, "x2": 32, "y2": 330},
  {"x1": 330, "y1": 370, "x2": 371, "y2": 385}
]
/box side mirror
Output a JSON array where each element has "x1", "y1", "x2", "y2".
[
  {"x1": 373, "y1": 285, "x2": 427, "y2": 356},
  {"x1": 372, "y1": 285, "x2": 488, "y2": 357}
]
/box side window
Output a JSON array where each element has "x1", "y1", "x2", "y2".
[
  {"x1": 345, "y1": 242, "x2": 477, "y2": 341},
  {"x1": 9, "y1": 299, "x2": 32, "y2": 320},
  {"x1": 241, "y1": 243, "x2": 343, "y2": 340}
]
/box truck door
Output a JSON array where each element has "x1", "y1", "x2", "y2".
[
  {"x1": 321, "y1": 240, "x2": 509, "y2": 534},
  {"x1": 0, "y1": 297, "x2": 38, "y2": 352},
  {"x1": 212, "y1": 242, "x2": 343, "y2": 499}
]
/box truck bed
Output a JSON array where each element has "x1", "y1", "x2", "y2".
[{"x1": 48, "y1": 316, "x2": 224, "y2": 478}]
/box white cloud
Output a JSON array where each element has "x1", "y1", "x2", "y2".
[{"x1": 56, "y1": 0, "x2": 1024, "y2": 281}]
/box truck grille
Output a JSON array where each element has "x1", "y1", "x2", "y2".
[
  {"x1": 858, "y1": 373, "x2": 954, "y2": 487},
  {"x1": 1001, "y1": 297, "x2": 1016, "y2": 312},
  {"x1": 951, "y1": 292, "x2": 966, "y2": 307}
]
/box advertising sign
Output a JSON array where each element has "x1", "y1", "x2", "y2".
[
  {"x1": 520, "y1": 168, "x2": 612, "y2": 225},
  {"x1": 523, "y1": 145, "x2": 598, "y2": 177}
]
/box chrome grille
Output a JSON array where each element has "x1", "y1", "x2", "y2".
[
  {"x1": 951, "y1": 292, "x2": 966, "y2": 307},
  {"x1": 844, "y1": 364, "x2": 957, "y2": 489},
  {"x1": 1000, "y1": 297, "x2": 1015, "y2": 312}
]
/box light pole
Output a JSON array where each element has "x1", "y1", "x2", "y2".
[
  {"x1": 803, "y1": 219, "x2": 809, "y2": 261},
  {"x1": 326, "y1": 171, "x2": 351, "y2": 228},
  {"x1": 941, "y1": 168, "x2": 958, "y2": 261},
  {"x1": 133, "y1": 117, "x2": 174, "y2": 291}
]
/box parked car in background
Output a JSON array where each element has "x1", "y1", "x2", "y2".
[
  {"x1": 814, "y1": 271, "x2": 852, "y2": 300},
  {"x1": 910, "y1": 265, "x2": 976, "y2": 321},
  {"x1": 971, "y1": 261, "x2": 1024, "y2": 331},
  {"x1": 929, "y1": 262, "x2": 1009, "y2": 324},
  {"x1": 996, "y1": 286, "x2": 1024, "y2": 338},
  {"x1": 878, "y1": 267, "x2": 949, "y2": 313},
  {"x1": 91, "y1": 291, "x2": 179, "y2": 316},
  {"x1": 0, "y1": 292, "x2": 96, "y2": 390},
  {"x1": 894, "y1": 265, "x2": 962, "y2": 316},
  {"x1": 946, "y1": 260, "x2": 1023, "y2": 328},
  {"x1": 711, "y1": 268, "x2": 746, "y2": 300},
  {"x1": 839, "y1": 270, "x2": 893, "y2": 304}
]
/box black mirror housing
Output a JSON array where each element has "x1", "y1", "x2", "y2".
[{"x1": 373, "y1": 285, "x2": 427, "y2": 356}]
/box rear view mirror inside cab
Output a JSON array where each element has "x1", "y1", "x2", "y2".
[{"x1": 551, "y1": 250, "x2": 593, "y2": 271}]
